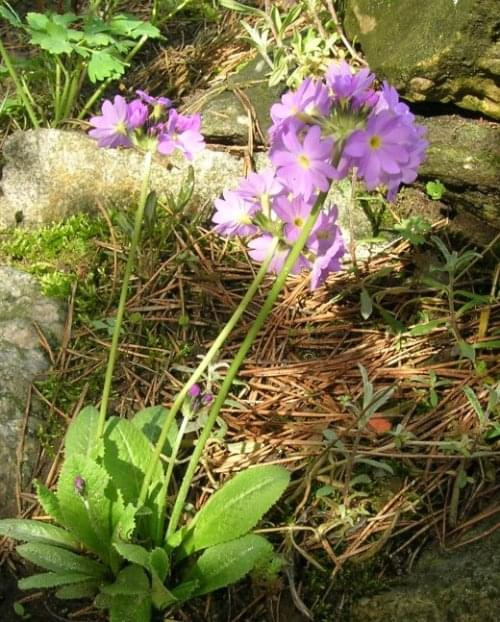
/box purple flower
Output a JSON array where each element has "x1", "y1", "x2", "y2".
[
  {"x1": 188, "y1": 384, "x2": 201, "y2": 398},
  {"x1": 202, "y1": 393, "x2": 213, "y2": 405},
  {"x1": 74, "y1": 475, "x2": 86, "y2": 496},
  {"x1": 248, "y1": 234, "x2": 309, "y2": 274},
  {"x1": 343, "y1": 111, "x2": 414, "y2": 190},
  {"x1": 374, "y1": 82, "x2": 414, "y2": 123},
  {"x1": 88, "y1": 95, "x2": 133, "y2": 148},
  {"x1": 271, "y1": 124, "x2": 338, "y2": 200},
  {"x1": 307, "y1": 206, "x2": 342, "y2": 255},
  {"x1": 271, "y1": 78, "x2": 332, "y2": 125},
  {"x1": 310, "y1": 228, "x2": 345, "y2": 289},
  {"x1": 212, "y1": 190, "x2": 259, "y2": 236},
  {"x1": 273, "y1": 195, "x2": 313, "y2": 243},
  {"x1": 157, "y1": 110, "x2": 205, "y2": 160},
  {"x1": 136, "y1": 90, "x2": 172, "y2": 109},
  {"x1": 236, "y1": 169, "x2": 283, "y2": 211},
  {"x1": 326, "y1": 61, "x2": 378, "y2": 109},
  {"x1": 127, "y1": 99, "x2": 149, "y2": 129}
]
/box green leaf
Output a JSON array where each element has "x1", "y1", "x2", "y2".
[
  {"x1": 0, "y1": 519, "x2": 79, "y2": 551},
  {"x1": 16, "y1": 543, "x2": 107, "y2": 577},
  {"x1": 35, "y1": 481, "x2": 64, "y2": 523},
  {"x1": 426, "y1": 180, "x2": 446, "y2": 200},
  {"x1": 360, "y1": 288, "x2": 373, "y2": 320},
  {"x1": 181, "y1": 535, "x2": 273, "y2": 597},
  {"x1": 18, "y1": 571, "x2": 94, "y2": 590},
  {"x1": 181, "y1": 465, "x2": 289, "y2": 556},
  {"x1": 102, "y1": 564, "x2": 149, "y2": 596},
  {"x1": 57, "y1": 453, "x2": 124, "y2": 562},
  {"x1": 409, "y1": 319, "x2": 444, "y2": 336},
  {"x1": 87, "y1": 50, "x2": 125, "y2": 83},
  {"x1": 55, "y1": 579, "x2": 99, "y2": 600},
  {"x1": 29, "y1": 21, "x2": 74, "y2": 55},
  {"x1": 108, "y1": 15, "x2": 160, "y2": 39},
  {"x1": 149, "y1": 547, "x2": 169, "y2": 583},
  {"x1": 113, "y1": 542, "x2": 149, "y2": 568},
  {"x1": 458, "y1": 340, "x2": 476, "y2": 362},
  {"x1": 103, "y1": 417, "x2": 165, "y2": 511},
  {"x1": 0, "y1": 4, "x2": 22, "y2": 28},
  {"x1": 26, "y1": 12, "x2": 49, "y2": 30},
  {"x1": 131, "y1": 406, "x2": 177, "y2": 456},
  {"x1": 64, "y1": 406, "x2": 99, "y2": 458}
]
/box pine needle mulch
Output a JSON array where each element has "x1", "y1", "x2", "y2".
[{"x1": 15, "y1": 211, "x2": 500, "y2": 577}]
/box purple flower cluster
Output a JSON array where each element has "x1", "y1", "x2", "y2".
[
  {"x1": 88, "y1": 92, "x2": 204, "y2": 161},
  {"x1": 212, "y1": 62, "x2": 427, "y2": 288}
]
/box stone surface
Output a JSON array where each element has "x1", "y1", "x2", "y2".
[
  {"x1": 0, "y1": 266, "x2": 66, "y2": 517},
  {"x1": 0, "y1": 129, "x2": 245, "y2": 228},
  {"x1": 416, "y1": 114, "x2": 500, "y2": 232},
  {"x1": 351, "y1": 521, "x2": 500, "y2": 622},
  {"x1": 342, "y1": 0, "x2": 500, "y2": 120},
  {"x1": 198, "y1": 56, "x2": 282, "y2": 144}
]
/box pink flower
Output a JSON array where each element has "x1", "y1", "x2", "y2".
[{"x1": 88, "y1": 95, "x2": 133, "y2": 148}]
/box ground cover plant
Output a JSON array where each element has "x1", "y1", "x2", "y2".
[{"x1": 1, "y1": 2, "x2": 499, "y2": 622}]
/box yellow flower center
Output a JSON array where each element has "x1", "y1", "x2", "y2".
[
  {"x1": 369, "y1": 135, "x2": 382, "y2": 150},
  {"x1": 115, "y1": 121, "x2": 128, "y2": 135},
  {"x1": 293, "y1": 217, "x2": 304, "y2": 227},
  {"x1": 239, "y1": 213, "x2": 252, "y2": 225},
  {"x1": 298, "y1": 154, "x2": 310, "y2": 169}
]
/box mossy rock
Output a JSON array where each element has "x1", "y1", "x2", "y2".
[
  {"x1": 343, "y1": 0, "x2": 500, "y2": 120},
  {"x1": 351, "y1": 518, "x2": 500, "y2": 622}
]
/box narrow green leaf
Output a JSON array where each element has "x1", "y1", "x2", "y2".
[
  {"x1": 16, "y1": 543, "x2": 107, "y2": 577},
  {"x1": 360, "y1": 288, "x2": 373, "y2": 320},
  {"x1": 55, "y1": 580, "x2": 99, "y2": 600},
  {"x1": 409, "y1": 319, "x2": 444, "y2": 336},
  {"x1": 149, "y1": 547, "x2": 169, "y2": 583},
  {"x1": 182, "y1": 535, "x2": 273, "y2": 597},
  {"x1": 463, "y1": 386, "x2": 486, "y2": 427},
  {"x1": 64, "y1": 406, "x2": 99, "y2": 458},
  {"x1": 0, "y1": 519, "x2": 79, "y2": 551},
  {"x1": 182, "y1": 465, "x2": 289, "y2": 555},
  {"x1": 18, "y1": 571, "x2": 93, "y2": 590}
]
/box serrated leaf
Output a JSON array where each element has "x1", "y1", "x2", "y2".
[
  {"x1": 181, "y1": 465, "x2": 289, "y2": 556},
  {"x1": 131, "y1": 406, "x2": 177, "y2": 456},
  {"x1": 101, "y1": 564, "x2": 149, "y2": 596},
  {"x1": 55, "y1": 579, "x2": 99, "y2": 600},
  {"x1": 149, "y1": 547, "x2": 169, "y2": 583},
  {"x1": 16, "y1": 543, "x2": 107, "y2": 577},
  {"x1": 26, "y1": 12, "x2": 49, "y2": 30},
  {"x1": 18, "y1": 571, "x2": 93, "y2": 590},
  {"x1": 103, "y1": 417, "x2": 165, "y2": 509},
  {"x1": 64, "y1": 406, "x2": 99, "y2": 458},
  {"x1": 182, "y1": 535, "x2": 273, "y2": 597},
  {"x1": 35, "y1": 481, "x2": 64, "y2": 523},
  {"x1": 113, "y1": 542, "x2": 149, "y2": 568},
  {"x1": 108, "y1": 15, "x2": 160, "y2": 39},
  {"x1": 87, "y1": 50, "x2": 125, "y2": 83},
  {"x1": 29, "y1": 21, "x2": 73, "y2": 55},
  {"x1": 57, "y1": 453, "x2": 124, "y2": 562},
  {"x1": 0, "y1": 519, "x2": 79, "y2": 551}
]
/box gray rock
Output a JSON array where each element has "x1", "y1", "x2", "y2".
[
  {"x1": 351, "y1": 521, "x2": 500, "y2": 622},
  {"x1": 198, "y1": 56, "x2": 282, "y2": 144},
  {"x1": 416, "y1": 114, "x2": 500, "y2": 234},
  {"x1": 0, "y1": 129, "x2": 245, "y2": 228},
  {"x1": 0, "y1": 266, "x2": 66, "y2": 517},
  {"x1": 342, "y1": 0, "x2": 500, "y2": 120}
]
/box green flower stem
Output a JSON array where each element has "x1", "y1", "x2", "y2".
[
  {"x1": 95, "y1": 150, "x2": 153, "y2": 440},
  {"x1": 0, "y1": 36, "x2": 40, "y2": 128},
  {"x1": 139, "y1": 237, "x2": 280, "y2": 516},
  {"x1": 166, "y1": 192, "x2": 328, "y2": 539}
]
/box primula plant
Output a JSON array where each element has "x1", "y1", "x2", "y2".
[{"x1": 0, "y1": 61, "x2": 427, "y2": 621}]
